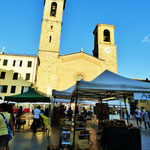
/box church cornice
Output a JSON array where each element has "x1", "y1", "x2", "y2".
[
  {"x1": 38, "y1": 49, "x2": 59, "y2": 53},
  {"x1": 0, "y1": 53, "x2": 37, "y2": 57},
  {"x1": 59, "y1": 52, "x2": 105, "y2": 65},
  {"x1": 98, "y1": 43, "x2": 117, "y2": 47},
  {"x1": 93, "y1": 23, "x2": 115, "y2": 34},
  {"x1": 42, "y1": 18, "x2": 62, "y2": 24},
  {"x1": 97, "y1": 23, "x2": 115, "y2": 29}
]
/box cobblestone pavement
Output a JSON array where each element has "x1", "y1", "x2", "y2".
[{"x1": 9, "y1": 120, "x2": 150, "y2": 150}]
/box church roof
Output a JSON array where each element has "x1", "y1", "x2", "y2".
[
  {"x1": 59, "y1": 52, "x2": 105, "y2": 62},
  {"x1": 59, "y1": 51, "x2": 104, "y2": 64}
]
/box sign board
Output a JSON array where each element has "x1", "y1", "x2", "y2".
[
  {"x1": 134, "y1": 93, "x2": 150, "y2": 100},
  {"x1": 96, "y1": 103, "x2": 109, "y2": 120},
  {"x1": 61, "y1": 131, "x2": 71, "y2": 145}
]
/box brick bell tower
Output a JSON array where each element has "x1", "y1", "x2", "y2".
[{"x1": 36, "y1": 0, "x2": 66, "y2": 94}]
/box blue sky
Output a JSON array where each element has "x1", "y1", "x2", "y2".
[{"x1": 0, "y1": 0, "x2": 150, "y2": 80}]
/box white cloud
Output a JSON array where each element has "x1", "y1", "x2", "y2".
[{"x1": 142, "y1": 35, "x2": 150, "y2": 43}]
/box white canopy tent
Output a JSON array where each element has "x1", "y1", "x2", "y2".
[
  {"x1": 52, "y1": 70, "x2": 150, "y2": 149},
  {"x1": 53, "y1": 85, "x2": 75, "y2": 100},
  {"x1": 52, "y1": 99, "x2": 96, "y2": 105},
  {"x1": 52, "y1": 84, "x2": 97, "y2": 104},
  {"x1": 71, "y1": 70, "x2": 150, "y2": 100},
  {"x1": 71, "y1": 70, "x2": 150, "y2": 149}
]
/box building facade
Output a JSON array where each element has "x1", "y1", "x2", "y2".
[
  {"x1": 0, "y1": 0, "x2": 149, "y2": 111},
  {"x1": 35, "y1": 0, "x2": 117, "y2": 94},
  {"x1": 0, "y1": 53, "x2": 38, "y2": 99}
]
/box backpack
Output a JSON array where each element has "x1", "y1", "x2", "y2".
[{"x1": 0, "y1": 113, "x2": 13, "y2": 141}]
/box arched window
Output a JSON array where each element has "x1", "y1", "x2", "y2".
[
  {"x1": 103, "y1": 30, "x2": 110, "y2": 42},
  {"x1": 76, "y1": 74, "x2": 84, "y2": 81},
  {"x1": 50, "y1": 2, "x2": 57, "y2": 16}
]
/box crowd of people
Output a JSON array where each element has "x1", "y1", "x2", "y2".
[
  {"x1": 67, "y1": 106, "x2": 92, "y2": 121},
  {"x1": 117, "y1": 107, "x2": 150, "y2": 130},
  {"x1": 135, "y1": 107, "x2": 150, "y2": 129},
  {"x1": 0, "y1": 103, "x2": 50, "y2": 150},
  {"x1": 0, "y1": 102, "x2": 150, "y2": 150}
]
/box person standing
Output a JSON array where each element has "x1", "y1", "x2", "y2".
[
  {"x1": 0, "y1": 103, "x2": 15, "y2": 150},
  {"x1": 15, "y1": 106, "x2": 24, "y2": 130},
  {"x1": 83, "y1": 108, "x2": 87, "y2": 119},
  {"x1": 135, "y1": 107, "x2": 142, "y2": 129},
  {"x1": 122, "y1": 109, "x2": 125, "y2": 119},
  {"x1": 142, "y1": 109, "x2": 150, "y2": 129},
  {"x1": 67, "y1": 107, "x2": 73, "y2": 121},
  {"x1": 8, "y1": 104, "x2": 15, "y2": 126},
  {"x1": 32, "y1": 106, "x2": 41, "y2": 133}
]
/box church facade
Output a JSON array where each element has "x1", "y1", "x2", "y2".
[{"x1": 35, "y1": 0, "x2": 117, "y2": 94}]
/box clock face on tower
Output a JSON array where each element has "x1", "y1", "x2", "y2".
[{"x1": 104, "y1": 47, "x2": 111, "y2": 53}]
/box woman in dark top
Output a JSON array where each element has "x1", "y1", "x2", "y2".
[
  {"x1": 8, "y1": 104, "x2": 15, "y2": 126},
  {"x1": 15, "y1": 106, "x2": 24, "y2": 130}
]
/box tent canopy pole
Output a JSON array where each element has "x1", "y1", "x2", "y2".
[
  {"x1": 72, "y1": 89, "x2": 78, "y2": 150},
  {"x1": 123, "y1": 95, "x2": 129, "y2": 126},
  {"x1": 47, "y1": 97, "x2": 53, "y2": 150},
  {"x1": 119, "y1": 99, "x2": 122, "y2": 119},
  {"x1": 99, "y1": 98, "x2": 103, "y2": 128}
]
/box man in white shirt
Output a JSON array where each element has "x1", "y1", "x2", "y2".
[
  {"x1": 32, "y1": 106, "x2": 41, "y2": 133},
  {"x1": 135, "y1": 107, "x2": 142, "y2": 129}
]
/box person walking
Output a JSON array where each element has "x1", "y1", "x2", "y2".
[
  {"x1": 142, "y1": 109, "x2": 150, "y2": 129},
  {"x1": 135, "y1": 107, "x2": 142, "y2": 129},
  {"x1": 83, "y1": 108, "x2": 87, "y2": 119},
  {"x1": 32, "y1": 106, "x2": 41, "y2": 133},
  {"x1": 0, "y1": 103, "x2": 15, "y2": 150}
]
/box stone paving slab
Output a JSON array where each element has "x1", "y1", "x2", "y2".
[
  {"x1": 9, "y1": 120, "x2": 150, "y2": 150},
  {"x1": 9, "y1": 132, "x2": 48, "y2": 150},
  {"x1": 141, "y1": 130, "x2": 150, "y2": 150}
]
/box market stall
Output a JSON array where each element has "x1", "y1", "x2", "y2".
[
  {"x1": 52, "y1": 85, "x2": 96, "y2": 149},
  {"x1": 4, "y1": 88, "x2": 50, "y2": 103},
  {"x1": 71, "y1": 70, "x2": 150, "y2": 150},
  {"x1": 4, "y1": 88, "x2": 51, "y2": 147}
]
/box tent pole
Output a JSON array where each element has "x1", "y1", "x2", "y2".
[
  {"x1": 100, "y1": 98, "x2": 103, "y2": 128},
  {"x1": 47, "y1": 97, "x2": 53, "y2": 150},
  {"x1": 98, "y1": 98, "x2": 103, "y2": 128},
  {"x1": 70, "y1": 99, "x2": 72, "y2": 107},
  {"x1": 123, "y1": 95, "x2": 129, "y2": 126},
  {"x1": 72, "y1": 90, "x2": 78, "y2": 150},
  {"x1": 120, "y1": 99, "x2": 122, "y2": 120}
]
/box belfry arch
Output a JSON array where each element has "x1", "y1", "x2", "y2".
[
  {"x1": 50, "y1": 2, "x2": 57, "y2": 16},
  {"x1": 103, "y1": 29, "x2": 110, "y2": 42}
]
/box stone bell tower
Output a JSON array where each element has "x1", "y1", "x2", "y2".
[
  {"x1": 36, "y1": 0, "x2": 66, "y2": 94},
  {"x1": 93, "y1": 23, "x2": 117, "y2": 73}
]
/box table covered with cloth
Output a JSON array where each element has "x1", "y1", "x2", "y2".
[{"x1": 100, "y1": 127, "x2": 141, "y2": 150}]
